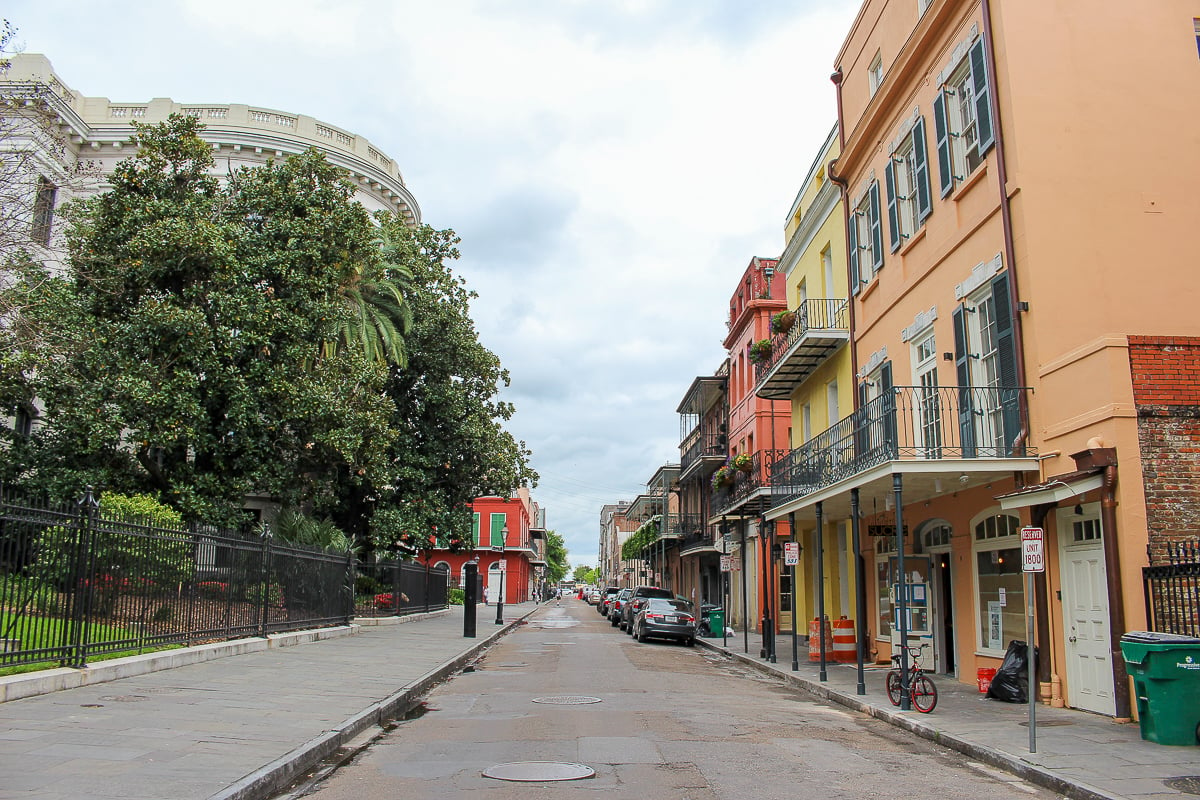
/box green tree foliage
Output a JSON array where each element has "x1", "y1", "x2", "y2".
[
  {"x1": 542, "y1": 529, "x2": 569, "y2": 585},
  {"x1": 338, "y1": 216, "x2": 538, "y2": 550},
  {"x1": 0, "y1": 115, "x2": 397, "y2": 523},
  {"x1": 271, "y1": 508, "x2": 354, "y2": 553},
  {"x1": 572, "y1": 565, "x2": 597, "y2": 584}
]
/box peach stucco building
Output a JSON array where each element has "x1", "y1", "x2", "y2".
[{"x1": 764, "y1": 0, "x2": 1200, "y2": 719}]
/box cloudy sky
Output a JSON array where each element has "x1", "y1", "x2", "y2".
[{"x1": 6, "y1": 0, "x2": 859, "y2": 570}]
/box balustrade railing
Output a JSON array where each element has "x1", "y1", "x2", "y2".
[
  {"x1": 754, "y1": 298, "x2": 850, "y2": 383},
  {"x1": 770, "y1": 385, "x2": 1032, "y2": 507}
]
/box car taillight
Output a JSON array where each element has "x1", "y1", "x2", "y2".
[
  {"x1": 647, "y1": 613, "x2": 665, "y2": 620},
  {"x1": 680, "y1": 615, "x2": 695, "y2": 623}
]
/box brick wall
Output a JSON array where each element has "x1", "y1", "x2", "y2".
[{"x1": 1129, "y1": 336, "x2": 1200, "y2": 562}]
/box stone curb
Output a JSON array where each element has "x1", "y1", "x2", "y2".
[
  {"x1": 694, "y1": 638, "x2": 1122, "y2": 800},
  {"x1": 0, "y1": 610, "x2": 449, "y2": 704},
  {"x1": 209, "y1": 606, "x2": 540, "y2": 800}
]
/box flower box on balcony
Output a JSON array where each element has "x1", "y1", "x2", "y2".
[
  {"x1": 748, "y1": 339, "x2": 772, "y2": 364},
  {"x1": 771, "y1": 310, "x2": 796, "y2": 334}
]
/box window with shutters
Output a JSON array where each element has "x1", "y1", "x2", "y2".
[
  {"x1": 868, "y1": 52, "x2": 884, "y2": 96},
  {"x1": 952, "y1": 272, "x2": 1020, "y2": 458},
  {"x1": 933, "y1": 39, "x2": 995, "y2": 198},
  {"x1": 849, "y1": 181, "x2": 883, "y2": 293},
  {"x1": 912, "y1": 333, "x2": 942, "y2": 458},
  {"x1": 885, "y1": 119, "x2": 932, "y2": 252},
  {"x1": 30, "y1": 176, "x2": 57, "y2": 246}
]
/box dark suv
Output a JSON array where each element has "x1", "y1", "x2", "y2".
[
  {"x1": 608, "y1": 587, "x2": 633, "y2": 628},
  {"x1": 622, "y1": 586, "x2": 675, "y2": 633},
  {"x1": 598, "y1": 586, "x2": 620, "y2": 615}
]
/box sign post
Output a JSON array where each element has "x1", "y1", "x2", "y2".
[{"x1": 1021, "y1": 526, "x2": 1044, "y2": 753}]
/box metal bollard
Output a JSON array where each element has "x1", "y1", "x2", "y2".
[{"x1": 463, "y1": 562, "x2": 477, "y2": 638}]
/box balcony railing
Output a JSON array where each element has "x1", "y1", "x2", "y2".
[
  {"x1": 680, "y1": 430, "x2": 726, "y2": 477},
  {"x1": 713, "y1": 449, "x2": 789, "y2": 515},
  {"x1": 755, "y1": 299, "x2": 850, "y2": 400},
  {"x1": 771, "y1": 385, "x2": 1034, "y2": 508}
]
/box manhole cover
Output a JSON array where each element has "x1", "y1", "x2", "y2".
[
  {"x1": 531, "y1": 695, "x2": 602, "y2": 705},
  {"x1": 482, "y1": 761, "x2": 595, "y2": 782},
  {"x1": 1164, "y1": 776, "x2": 1200, "y2": 795}
]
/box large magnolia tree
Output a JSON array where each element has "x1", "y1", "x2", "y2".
[{"x1": 0, "y1": 115, "x2": 397, "y2": 525}]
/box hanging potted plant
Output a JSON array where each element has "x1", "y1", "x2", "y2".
[
  {"x1": 771, "y1": 309, "x2": 796, "y2": 334},
  {"x1": 732, "y1": 452, "x2": 753, "y2": 473},
  {"x1": 749, "y1": 338, "x2": 773, "y2": 364},
  {"x1": 711, "y1": 465, "x2": 734, "y2": 491}
]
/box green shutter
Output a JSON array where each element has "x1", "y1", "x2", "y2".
[
  {"x1": 868, "y1": 182, "x2": 883, "y2": 272},
  {"x1": 990, "y1": 272, "x2": 1021, "y2": 455},
  {"x1": 953, "y1": 305, "x2": 976, "y2": 459},
  {"x1": 913, "y1": 117, "x2": 932, "y2": 222},
  {"x1": 490, "y1": 513, "x2": 507, "y2": 548},
  {"x1": 933, "y1": 90, "x2": 953, "y2": 197},
  {"x1": 472, "y1": 513, "x2": 480, "y2": 546},
  {"x1": 848, "y1": 211, "x2": 860, "y2": 295},
  {"x1": 880, "y1": 361, "x2": 896, "y2": 450},
  {"x1": 885, "y1": 160, "x2": 900, "y2": 253},
  {"x1": 970, "y1": 39, "x2": 995, "y2": 155}
]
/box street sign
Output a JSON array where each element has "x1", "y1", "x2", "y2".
[
  {"x1": 491, "y1": 544, "x2": 504, "y2": 552},
  {"x1": 498, "y1": 559, "x2": 507, "y2": 572},
  {"x1": 720, "y1": 555, "x2": 732, "y2": 572},
  {"x1": 1021, "y1": 527, "x2": 1045, "y2": 573},
  {"x1": 783, "y1": 541, "x2": 800, "y2": 566}
]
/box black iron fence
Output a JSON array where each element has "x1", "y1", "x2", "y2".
[
  {"x1": 754, "y1": 298, "x2": 850, "y2": 382},
  {"x1": 1144, "y1": 540, "x2": 1200, "y2": 637},
  {"x1": 771, "y1": 385, "x2": 1033, "y2": 508},
  {"x1": 353, "y1": 559, "x2": 449, "y2": 618},
  {"x1": 0, "y1": 487, "x2": 447, "y2": 671},
  {"x1": 713, "y1": 449, "x2": 788, "y2": 515}
]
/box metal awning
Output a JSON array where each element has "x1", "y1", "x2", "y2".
[{"x1": 995, "y1": 469, "x2": 1104, "y2": 510}]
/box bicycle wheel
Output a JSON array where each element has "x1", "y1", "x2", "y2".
[
  {"x1": 911, "y1": 675, "x2": 938, "y2": 713},
  {"x1": 885, "y1": 670, "x2": 903, "y2": 706}
]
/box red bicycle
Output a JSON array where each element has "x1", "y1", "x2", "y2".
[{"x1": 886, "y1": 643, "x2": 938, "y2": 713}]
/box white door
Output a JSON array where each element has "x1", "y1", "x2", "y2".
[{"x1": 1060, "y1": 510, "x2": 1115, "y2": 715}]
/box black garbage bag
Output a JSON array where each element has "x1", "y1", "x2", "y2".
[{"x1": 987, "y1": 640, "x2": 1038, "y2": 703}]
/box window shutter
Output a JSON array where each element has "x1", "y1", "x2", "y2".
[
  {"x1": 913, "y1": 117, "x2": 932, "y2": 222},
  {"x1": 969, "y1": 38, "x2": 995, "y2": 155},
  {"x1": 880, "y1": 361, "x2": 897, "y2": 450},
  {"x1": 855, "y1": 380, "x2": 870, "y2": 459},
  {"x1": 953, "y1": 305, "x2": 977, "y2": 458},
  {"x1": 933, "y1": 90, "x2": 953, "y2": 197},
  {"x1": 472, "y1": 513, "x2": 480, "y2": 546},
  {"x1": 490, "y1": 513, "x2": 506, "y2": 547},
  {"x1": 990, "y1": 272, "x2": 1021, "y2": 455},
  {"x1": 848, "y1": 212, "x2": 860, "y2": 295},
  {"x1": 885, "y1": 160, "x2": 900, "y2": 252},
  {"x1": 869, "y1": 182, "x2": 883, "y2": 272}
]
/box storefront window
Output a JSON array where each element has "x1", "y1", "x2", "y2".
[
  {"x1": 874, "y1": 538, "x2": 894, "y2": 639},
  {"x1": 973, "y1": 512, "x2": 1023, "y2": 653}
]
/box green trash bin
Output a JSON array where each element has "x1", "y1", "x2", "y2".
[
  {"x1": 1120, "y1": 631, "x2": 1200, "y2": 746},
  {"x1": 706, "y1": 608, "x2": 725, "y2": 638}
]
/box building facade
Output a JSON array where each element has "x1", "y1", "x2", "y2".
[{"x1": 761, "y1": 0, "x2": 1200, "y2": 720}]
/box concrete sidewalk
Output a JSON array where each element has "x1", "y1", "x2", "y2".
[
  {"x1": 0, "y1": 603, "x2": 538, "y2": 800},
  {"x1": 697, "y1": 627, "x2": 1200, "y2": 800}
]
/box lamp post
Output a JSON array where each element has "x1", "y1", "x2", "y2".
[{"x1": 494, "y1": 525, "x2": 507, "y2": 625}]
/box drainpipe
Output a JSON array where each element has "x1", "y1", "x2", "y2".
[
  {"x1": 829, "y1": 69, "x2": 859, "y2": 396},
  {"x1": 980, "y1": 0, "x2": 1029, "y2": 458},
  {"x1": 1100, "y1": 458, "x2": 1131, "y2": 720}
]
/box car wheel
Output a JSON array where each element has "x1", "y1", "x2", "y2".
[
  {"x1": 685, "y1": 637, "x2": 695, "y2": 647},
  {"x1": 636, "y1": 626, "x2": 648, "y2": 643},
  {"x1": 610, "y1": 615, "x2": 618, "y2": 627}
]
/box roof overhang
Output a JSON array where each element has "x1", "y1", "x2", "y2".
[{"x1": 995, "y1": 470, "x2": 1105, "y2": 511}]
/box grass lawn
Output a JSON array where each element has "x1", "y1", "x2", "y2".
[{"x1": 0, "y1": 612, "x2": 182, "y2": 676}]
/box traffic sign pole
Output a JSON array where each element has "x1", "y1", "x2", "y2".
[{"x1": 1021, "y1": 526, "x2": 1043, "y2": 752}]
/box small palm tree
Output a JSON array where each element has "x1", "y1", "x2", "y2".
[{"x1": 326, "y1": 227, "x2": 414, "y2": 367}]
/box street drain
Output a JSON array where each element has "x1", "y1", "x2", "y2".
[
  {"x1": 482, "y1": 761, "x2": 595, "y2": 782},
  {"x1": 531, "y1": 695, "x2": 602, "y2": 705},
  {"x1": 1017, "y1": 719, "x2": 1073, "y2": 727},
  {"x1": 99, "y1": 695, "x2": 147, "y2": 702},
  {"x1": 1164, "y1": 776, "x2": 1200, "y2": 795}
]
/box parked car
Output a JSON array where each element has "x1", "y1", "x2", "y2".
[
  {"x1": 633, "y1": 597, "x2": 697, "y2": 646},
  {"x1": 598, "y1": 586, "x2": 620, "y2": 614},
  {"x1": 586, "y1": 587, "x2": 602, "y2": 605},
  {"x1": 608, "y1": 588, "x2": 633, "y2": 627},
  {"x1": 622, "y1": 586, "x2": 675, "y2": 634}
]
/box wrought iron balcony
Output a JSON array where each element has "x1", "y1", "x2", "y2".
[
  {"x1": 754, "y1": 299, "x2": 850, "y2": 400},
  {"x1": 770, "y1": 385, "x2": 1035, "y2": 508},
  {"x1": 712, "y1": 449, "x2": 789, "y2": 516},
  {"x1": 679, "y1": 430, "x2": 727, "y2": 479}
]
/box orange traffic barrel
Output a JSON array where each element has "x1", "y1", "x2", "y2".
[
  {"x1": 808, "y1": 617, "x2": 833, "y2": 662},
  {"x1": 832, "y1": 616, "x2": 856, "y2": 662}
]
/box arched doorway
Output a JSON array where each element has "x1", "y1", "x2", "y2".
[{"x1": 915, "y1": 518, "x2": 954, "y2": 675}]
